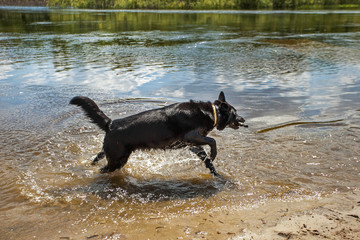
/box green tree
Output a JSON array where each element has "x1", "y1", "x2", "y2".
[
  {"x1": 236, "y1": 0, "x2": 259, "y2": 9},
  {"x1": 273, "y1": 0, "x2": 285, "y2": 9}
]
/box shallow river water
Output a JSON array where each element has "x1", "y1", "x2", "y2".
[{"x1": 0, "y1": 7, "x2": 360, "y2": 239}]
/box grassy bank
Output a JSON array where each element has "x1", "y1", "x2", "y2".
[{"x1": 47, "y1": 0, "x2": 360, "y2": 10}]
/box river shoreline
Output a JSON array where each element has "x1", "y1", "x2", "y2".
[
  {"x1": 3, "y1": 191, "x2": 359, "y2": 239},
  {"x1": 86, "y1": 191, "x2": 360, "y2": 240},
  {"x1": 53, "y1": 191, "x2": 360, "y2": 240}
]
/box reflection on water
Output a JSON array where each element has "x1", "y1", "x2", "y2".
[{"x1": 0, "y1": 7, "x2": 360, "y2": 239}]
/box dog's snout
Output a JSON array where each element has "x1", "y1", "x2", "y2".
[
  {"x1": 237, "y1": 115, "x2": 245, "y2": 123},
  {"x1": 236, "y1": 115, "x2": 248, "y2": 128}
]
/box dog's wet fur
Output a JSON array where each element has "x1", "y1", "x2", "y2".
[{"x1": 70, "y1": 92, "x2": 247, "y2": 176}]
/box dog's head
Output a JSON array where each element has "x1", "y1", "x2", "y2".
[{"x1": 213, "y1": 91, "x2": 247, "y2": 130}]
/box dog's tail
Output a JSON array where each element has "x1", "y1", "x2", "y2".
[{"x1": 70, "y1": 96, "x2": 111, "y2": 132}]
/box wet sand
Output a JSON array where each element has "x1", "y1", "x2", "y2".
[
  {"x1": 239, "y1": 191, "x2": 360, "y2": 240},
  {"x1": 5, "y1": 191, "x2": 356, "y2": 240},
  {"x1": 79, "y1": 192, "x2": 360, "y2": 240}
]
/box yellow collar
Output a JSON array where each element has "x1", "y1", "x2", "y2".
[{"x1": 212, "y1": 104, "x2": 218, "y2": 127}]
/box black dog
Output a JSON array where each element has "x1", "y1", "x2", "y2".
[{"x1": 70, "y1": 92, "x2": 247, "y2": 176}]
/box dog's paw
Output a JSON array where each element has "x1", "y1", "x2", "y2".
[{"x1": 211, "y1": 169, "x2": 221, "y2": 177}]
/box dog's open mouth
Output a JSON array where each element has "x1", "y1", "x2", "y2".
[{"x1": 239, "y1": 122, "x2": 248, "y2": 128}]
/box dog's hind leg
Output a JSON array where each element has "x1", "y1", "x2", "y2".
[
  {"x1": 100, "y1": 148, "x2": 131, "y2": 173},
  {"x1": 190, "y1": 146, "x2": 220, "y2": 177},
  {"x1": 92, "y1": 150, "x2": 105, "y2": 165}
]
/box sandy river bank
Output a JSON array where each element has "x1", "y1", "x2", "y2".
[{"x1": 7, "y1": 191, "x2": 356, "y2": 240}]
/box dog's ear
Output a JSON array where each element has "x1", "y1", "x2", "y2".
[{"x1": 218, "y1": 91, "x2": 226, "y2": 102}]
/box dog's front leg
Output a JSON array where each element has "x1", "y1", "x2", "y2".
[
  {"x1": 184, "y1": 131, "x2": 219, "y2": 176},
  {"x1": 190, "y1": 146, "x2": 207, "y2": 161},
  {"x1": 190, "y1": 146, "x2": 220, "y2": 176},
  {"x1": 184, "y1": 130, "x2": 217, "y2": 160}
]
